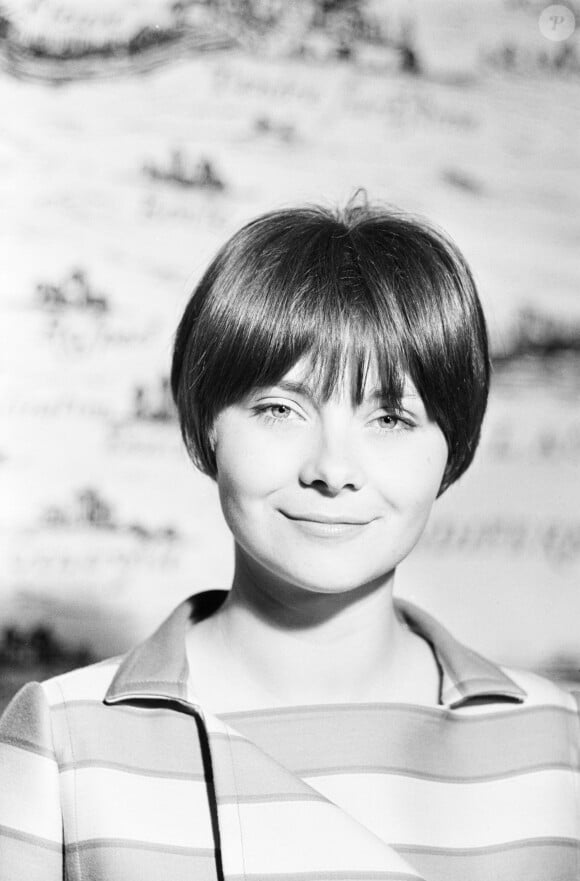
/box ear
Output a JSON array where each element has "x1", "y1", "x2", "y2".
[{"x1": 208, "y1": 423, "x2": 217, "y2": 454}]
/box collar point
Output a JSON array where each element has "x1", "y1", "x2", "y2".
[{"x1": 442, "y1": 683, "x2": 528, "y2": 710}]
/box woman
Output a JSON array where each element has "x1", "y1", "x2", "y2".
[{"x1": 1, "y1": 200, "x2": 578, "y2": 881}]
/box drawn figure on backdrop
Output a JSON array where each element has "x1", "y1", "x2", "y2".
[
  {"x1": 1, "y1": 196, "x2": 579, "y2": 881},
  {"x1": 36, "y1": 268, "x2": 109, "y2": 313},
  {"x1": 143, "y1": 149, "x2": 225, "y2": 190}
]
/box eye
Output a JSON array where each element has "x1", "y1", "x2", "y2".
[
  {"x1": 378, "y1": 414, "x2": 399, "y2": 429},
  {"x1": 253, "y1": 403, "x2": 297, "y2": 423},
  {"x1": 372, "y1": 411, "x2": 408, "y2": 432},
  {"x1": 267, "y1": 404, "x2": 292, "y2": 419}
]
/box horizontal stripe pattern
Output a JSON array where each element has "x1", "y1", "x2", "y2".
[
  {"x1": 65, "y1": 842, "x2": 217, "y2": 881},
  {"x1": 213, "y1": 703, "x2": 580, "y2": 879},
  {"x1": 0, "y1": 823, "x2": 63, "y2": 852},
  {"x1": 218, "y1": 702, "x2": 580, "y2": 781},
  {"x1": 302, "y1": 769, "x2": 580, "y2": 846},
  {"x1": 50, "y1": 700, "x2": 209, "y2": 775},
  {"x1": 14, "y1": 698, "x2": 579, "y2": 787},
  {"x1": 224, "y1": 875, "x2": 420, "y2": 881},
  {"x1": 0, "y1": 827, "x2": 63, "y2": 878},
  {"x1": 0, "y1": 743, "x2": 62, "y2": 843},
  {"x1": 218, "y1": 800, "x2": 424, "y2": 878},
  {"x1": 60, "y1": 766, "x2": 215, "y2": 847},
  {"x1": 1, "y1": 592, "x2": 579, "y2": 881},
  {"x1": 396, "y1": 839, "x2": 580, "y2": 881}
]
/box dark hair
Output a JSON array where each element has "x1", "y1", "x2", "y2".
[{"x1": 171, "y1": 198, "x2": 490, "y2": 495}]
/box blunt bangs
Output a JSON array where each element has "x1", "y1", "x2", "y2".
[{"x1": 171, "y1": 200, "x2": 490, "y2": 494}]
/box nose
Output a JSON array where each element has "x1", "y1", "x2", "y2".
[{"x1": 299, "y1": 424, "x2": 365, "y2": 495}]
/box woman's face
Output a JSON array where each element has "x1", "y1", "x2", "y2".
[{"x1": 212, "y1": 356, "x2": 448, "y2": 597}]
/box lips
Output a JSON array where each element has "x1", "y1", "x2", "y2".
[
  {"x1": 280, "y1": 511, "x2": 376, "y2": 540},
  {"x1": 282, "y1": 512, "x2": 374, "y2": 525}
]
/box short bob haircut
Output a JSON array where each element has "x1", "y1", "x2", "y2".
[{"x1": 171, "y1": 198, "x2": 490, "y2": 495}]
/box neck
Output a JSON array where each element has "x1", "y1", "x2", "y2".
[{"x1": 194, "y1": 546, "x2": 435, "y2": 708}]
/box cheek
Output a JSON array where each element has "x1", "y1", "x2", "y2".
[
  {"x1": 214, "y1": 427, "x2": 294, "y2": 518},
  {"x1": 377, "y1": 430, "x2": 448, "y2": 510}
]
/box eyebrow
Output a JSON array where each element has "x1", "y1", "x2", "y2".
[{"x1": 262, "y1": 379, "x2": 419, "y2": 402}]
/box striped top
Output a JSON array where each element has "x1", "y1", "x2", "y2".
[{"x1": 1, "y1": 590, "x2": 579, "y2": 881}]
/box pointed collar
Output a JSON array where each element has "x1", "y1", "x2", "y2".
[
  {"x1": 104, "y1": 590, "x2": 526, "y2": 710},
  {"x1": 395, "y1": 598, "x2": 526, "y2": 708}
]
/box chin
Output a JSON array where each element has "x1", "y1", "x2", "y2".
[{"x1": 267, "y1": 560, "x2": 386, "y2": 596}]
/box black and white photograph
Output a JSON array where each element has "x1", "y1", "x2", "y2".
[{"x1": 0, "y1": 1, "x2": 579, "y2": 878}]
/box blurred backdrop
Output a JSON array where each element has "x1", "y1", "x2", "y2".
[{"x1": 1, "y1": 0, "x2": 579, "y2": 707}]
